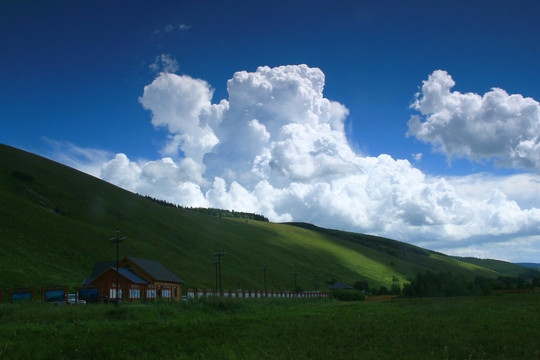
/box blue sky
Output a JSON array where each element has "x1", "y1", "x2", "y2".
[{"x1": 2, "y1": 0, "x2": 540, "y2": 261}]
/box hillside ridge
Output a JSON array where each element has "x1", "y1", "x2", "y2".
[{"x1": 0, "y1": 143, "x2": 533, "y2": 294}]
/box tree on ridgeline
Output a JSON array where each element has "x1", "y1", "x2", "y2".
[{"x1": 137, "y1": 194, "x2": 269, "y2": 222}]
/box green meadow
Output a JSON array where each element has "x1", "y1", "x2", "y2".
[{"x1": 0, "y1": 295, "x2": 539, "y2": 359}]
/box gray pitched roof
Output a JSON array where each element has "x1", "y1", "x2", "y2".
[
  {"x1": 84, "y1": 266, "x2": 149, "y2": 286},
  {"x1": 327, "y1": 282, "x2": 354, "y2": 290},
  {"x1": 88, "y1": 257, "x2": 183, "y2": 284},
  {"x1": 115, "y1": 267, "x2": 149, "y2": 284},
  {"x1": 126, "y1": 256, "x2": 183, "y2": 283}
]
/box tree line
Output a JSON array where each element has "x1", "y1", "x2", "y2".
[
  {"x1": 141, "y1": 195, "x2": 269, "y2": 222},
  {"x1": 401, "y1": 271, "x2": 540, "y2": 298},
  {"x1": 187, "y1": 207, "x2": 269, "y2": 222},
  {"x1": 339, "y1": 271, "x2": 540, "y2": 299}
]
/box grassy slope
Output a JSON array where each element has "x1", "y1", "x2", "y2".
[
  {"x1": 0, "y1": 144, "x2": 529, "y2": 294},
  {"x1": 454, "y1": 257, "x2": 539, "y2": 278},
  {"x1": 285, "y1": 223, "x2": 539, "y2": 279}
]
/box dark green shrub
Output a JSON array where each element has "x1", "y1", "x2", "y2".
[
  {"x1": 330, "y1": 289, "x2": 365, "y2": 301},
  {"x1": 353, "y1": 280, "x2": 370, "y2": 291}
]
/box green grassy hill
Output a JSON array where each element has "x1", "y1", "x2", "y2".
[
  {"x1": 0, "y1": 144, "x2": 532, "y2": 295},
  {"x1": 453, "y1": 257, "x2": 539, "y2": 278}
]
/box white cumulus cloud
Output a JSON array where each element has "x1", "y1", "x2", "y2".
[
  {"x1": 139, "y1": 72, "x2": 228, "y2": 162},
  {"x1": 96, "y1": 64, "x2": 540, "y2": 261},
  {"x1": 408, "y1": 70, "x2": 540, "y2": 171}
]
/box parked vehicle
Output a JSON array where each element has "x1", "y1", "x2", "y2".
[{"x1": 67, "y1": 293, "x2": 86, "y2": 305}]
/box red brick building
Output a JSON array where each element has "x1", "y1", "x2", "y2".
[{"x1": 83, "y1": 256, "x2": 183, "y2": 302}]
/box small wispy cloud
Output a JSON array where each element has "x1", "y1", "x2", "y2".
[
  {"x1": 149, "y1": 54, "x2": 179, "y2": 74},
  {"x1": 42, "y1": 138, "x2": 113, "y2": 178},
  {"x1": 154, "y1": 23, "x2": 191, "y2": 35}
]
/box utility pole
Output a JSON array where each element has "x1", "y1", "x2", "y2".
[
  {"x1": 261, "y1": 265, "x2": 268, "y2": 294},
  {"x1": 213, "y1": 259, "x2": 219, "y2": 293},
  {"x1": 213, "y1": 248, "x2": 225, "y2": 295},
  {"x1": 110, "y1": 229, "x2": 125, "y2": 305},
  {"x1": 293, "y1": 267, "x2": 299, "y2": 293},
  {"x1": 314, "y1": 274, "x2": 320, "y2": 291}
]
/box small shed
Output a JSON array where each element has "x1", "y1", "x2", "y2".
[
  {"x1": 83, "y1": 256, "x2": 184, "y2": 302},
  {"x1": 327, "y1": 282, "x2": 354, "y2": 290}
]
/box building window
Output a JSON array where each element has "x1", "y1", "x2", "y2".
[
  {"x1": 129, "y1": 289, "x2": 140, "y2": 299},
  {"x1": 146, "y1": 289, "x2": 156, "y2": 299},
  {"x1": 109, "y1": 289, "x2": 122, "y2": 299},
  {"x1": 161, "y1": 289, "x2": 172, "y2": 298}
]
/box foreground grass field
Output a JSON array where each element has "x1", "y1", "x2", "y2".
[{"x1": 0, "y1": 295, "x2": 539, "y2": 359}]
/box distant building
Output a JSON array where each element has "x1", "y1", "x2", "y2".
[
  {"x1": 83, "y1": 256, "x2": 184, "y2": 302},
  {"x1": 327, "y1": 282, "x2": 354, "y2": 290}
]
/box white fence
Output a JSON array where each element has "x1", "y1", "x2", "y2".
[{"x1": 186, "y1": 288, "x2": 330, "y2": 300}]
